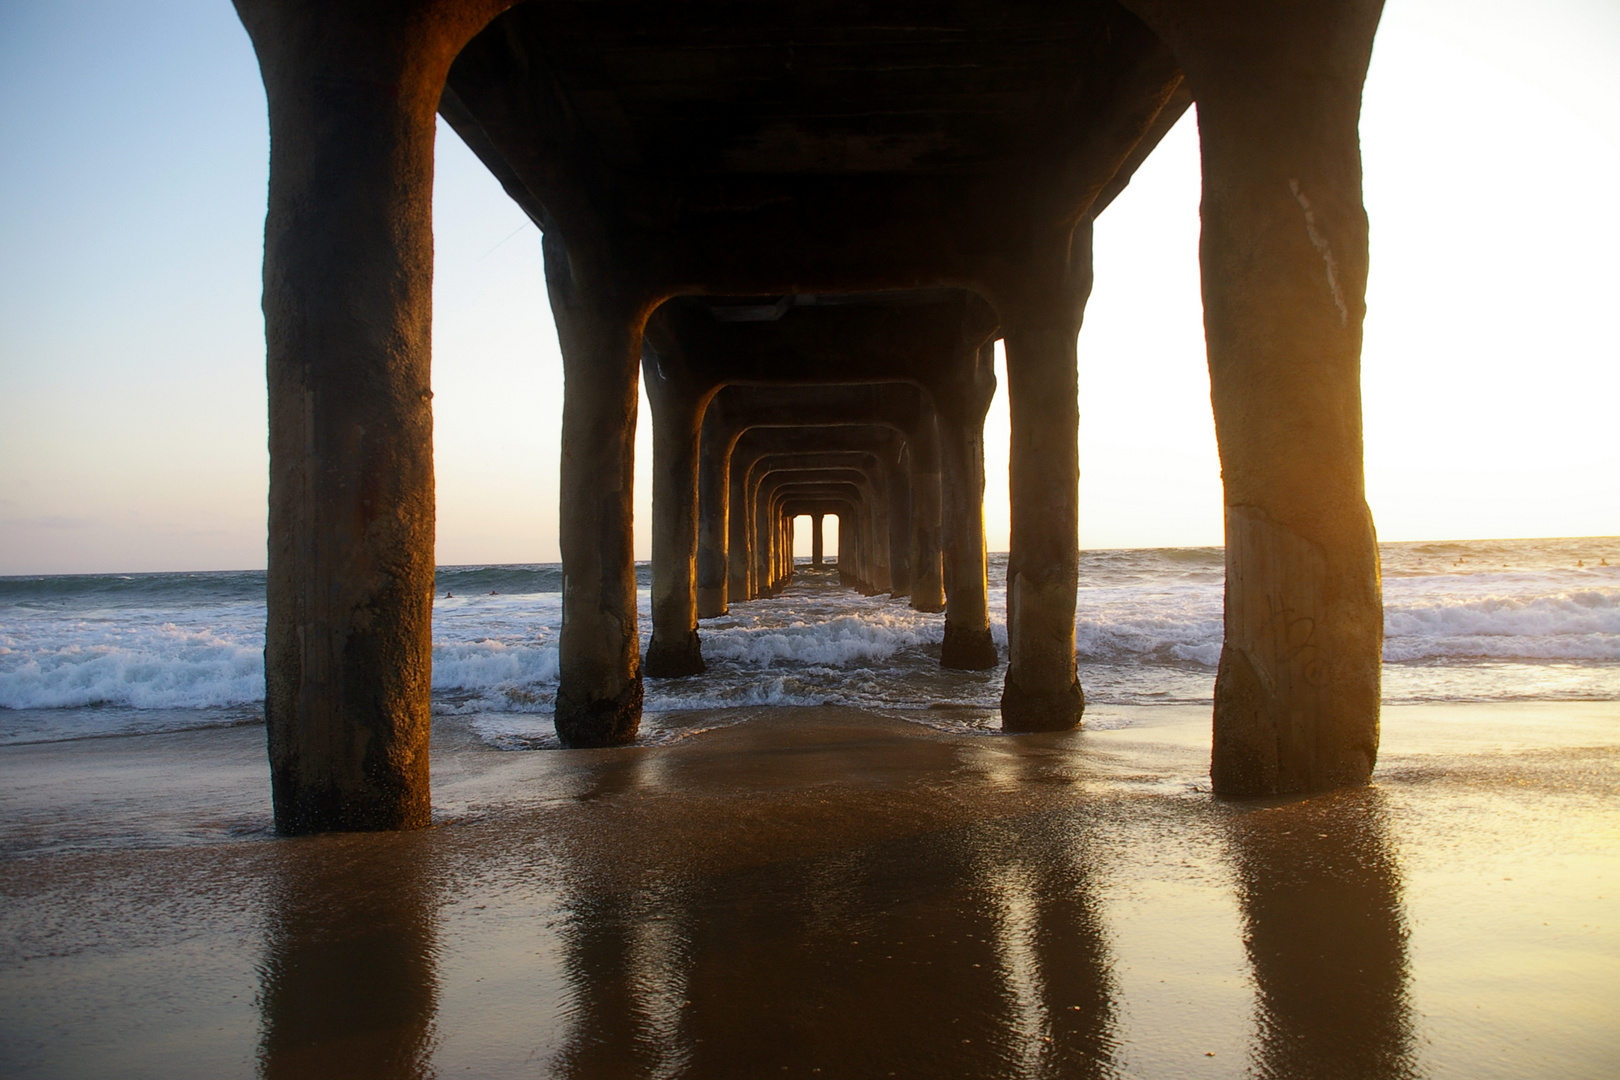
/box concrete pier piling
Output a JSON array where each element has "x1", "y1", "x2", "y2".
[
  {"x1": 993, "y1": 225, "x2": 1096, "y2": 733},
  {"x1": 1125, "y1": 0, "x2": 1385, "y2": 794},
  {"x1": 641, "y1": 346, "x2": 712, "y2": 679},
  {"x1": 544, "y1": 235, "x2": 648, "y2": 748},
  {"x1": 938, "y1": 342, "x2": 1000, "y2": 671},
  {"x1": 236, "y1": 0, "x2": 514, "y2": 833}
]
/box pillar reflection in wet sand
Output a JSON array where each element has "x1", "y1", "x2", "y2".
[
  {"x1": 552, "y1": 817, "x2": 1116, "y2": 1079},
  {"x1": 972, "y1": 816, "x2": 1118, "y2": 1078},
  {"x1": 1227, "y1": 788, "x2": 1417, "y2": 1080},
  {"x1": 257, "y1": 839, "x2": 440, "y2": 1080},
  {"x1": 554, "y1": 888, "x2": 694, "y2": 1080}
]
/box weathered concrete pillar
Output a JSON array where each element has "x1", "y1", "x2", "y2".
[
  {"x1": 546, "y1": 231, "x2": 648, "y2": 747},
  {"x1": 997, "y1": 224, "x2": 1093, "y2": 732},
  {"x1": 855, "y1": 499, "x2": 876, "y2": 592},
  {"x1": 778, "y1": 511, "x2": 792, "y2": 589},
  {"x1": 844, "y1": 504, "x2": 867, "y2": 591},
  {"x1": 727, "y1": 451, "x2": 754, "y2": 601},
  {"x1": 752, "y1": 474, "x2": 774, "y2": 595},
  {"x1": 752, "y1": 473, "x2": 800, "y2": 596},
  {"x1": 886, "y1": 448, "x2": 914, "y2": 597},
  {"x1": 909, "y1": 414, "x2": 945, "y2": 614},
  {"x1": 695, "y1": 404, "x2": 735, "y2": 617},
  {"x1": 845, "y1": 502, "x2": 855, "y2": 578},
  {"x1": 867, "y1": 468, "x2": 894, "y2": 595},
  {"x1": 774, "y1": 505, "x2": 790, "y2": 590},
  {"x1": 776, "y1": 510, "x2": 786, "y2": 590},
  {"x1": 1129, "y1": 0, "x2": 1385, "y2": 794},
  {"x1": 640, "y1": 342, "x2": 711, "y2": 677},
  {"x1": 236, "y1": 0, "x2": 510, "y2": 834},
  {"x1": 784, "y1": 513, "x2": 794, "y2": 586},
  {"x1": 736, "y1": 455, "x2": 802, "y2": 593},
  {"x1": 939, "y1": 343, "x2": 999, "y2": 670},
  {"x1": 811, "y1": 514, "x2": 825, "y2": 566},
  {"x1": 767, "y1": 513, "x2": 778, "y2": 590},
  {"x1": 837, "y1": 512, "x2": 857, "y2": 586}
]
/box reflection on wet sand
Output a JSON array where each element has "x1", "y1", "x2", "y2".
[
  {"x1": 209, "y1": 709, "x2": 1534, "y2": 1080},
  {"x1": 257, "y1": 836, "x2": 440, "y2": 1080},
  {"x1": 1228, "y1": 788, "x2": 1417, "y2": 1080},
  {"x1": 552, "y1": 816, "x2": 1117, "y2": 1079},
  {"x1": 246, "y1": 714, "x2": 1424, "y2": 1079},
  {"x1": 8, "y1": 706, "x2": 1613, "y2": 1077},
  {"x1": 540, "y1": 717, "x2": 1424, "y2": 1078}
]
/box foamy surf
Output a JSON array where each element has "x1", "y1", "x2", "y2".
[{"x1": 1, "y1": 538, "x2": 1615, "y2": 745}]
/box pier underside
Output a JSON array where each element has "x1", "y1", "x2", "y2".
[{"x1": 235, "y1": 0, "x2": 1386, "y2": 831}]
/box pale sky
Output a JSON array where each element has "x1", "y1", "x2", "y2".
[{"x1": 0, "y1": 0, "x2": 1616, "y2": 574}]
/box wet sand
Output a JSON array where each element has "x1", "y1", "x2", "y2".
[{"x1": 1, "y1": 702, "x2": 1616, "y2": 1079}]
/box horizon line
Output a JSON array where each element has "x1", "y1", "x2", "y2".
[{"x1": 3, "y1": 534, "x2": 1617, "y2": 579}]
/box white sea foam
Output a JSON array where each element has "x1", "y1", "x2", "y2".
[
  {"x1": 1383, "y1": 588, "x2": 1620, "y2": 661},
  {"x1": 2, "y1": 538, "x2": 1616, "y2": 744},
  {"x1": 0, "y1": 615, "x2": 265, "y2": 710},
  {"x1": 698, "y1": 611, "x2": 937, "y2": 667}
]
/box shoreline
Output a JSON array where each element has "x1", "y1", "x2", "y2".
[
  {"x1": 3, "y1": 700, "x2": 1619, "y2": 857},
  {"x1": 2, "y1": 701, "x2": 1617, "y2": 1078}
]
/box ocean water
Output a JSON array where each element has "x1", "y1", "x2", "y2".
[{"x1": 1, "y1": 538, "x2": 1615, "y2": 748}]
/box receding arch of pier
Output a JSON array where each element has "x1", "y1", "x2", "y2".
[
  {"x1": 718, "y1": 415, "x2": 937, "y2": 615},
  {"x1": 751, "y1": 453, "x2": 887, "y2": 590}
]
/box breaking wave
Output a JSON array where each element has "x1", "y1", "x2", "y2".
[{"x1": 2, "y1": 538, "x2": 1615, "y2": 743}]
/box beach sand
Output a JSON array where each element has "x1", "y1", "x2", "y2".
[{"x1": 1, "y1": 702, "x2": 1616, "y2": 1079}]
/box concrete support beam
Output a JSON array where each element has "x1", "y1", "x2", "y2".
[
  {"x1": 236, "y1": 0, "x2": 511, "y2": 834},
  {"x1": 726, "y1": 455, "x2": 755, "y2": 603},
  {"x1": 887, "y1": 450, "x2": 914, "y2": 598},
  {"x1": 785, "y1": 518, "x2": 796, "y2": 581},
  {"x1": 546, "y1": 231, "x2": 649, "y2": 747},
  {"x1": 1127, "y1": 0, "x2": 1385, "y2": 794},
  {"x1": 994, "y1": 224, "x2": 1094, "y2": 733},
  {"x1": 640, "y1": 348, "x2": 713, "y2": 678},
  {"x1": 907, "y1": 417, "x2": 946, "y2": 615},
  {"x1": 696, "y1": 404, "x2": 734, "y2": 617},
  {"x1": 938, "y1": 342, "x2": 1000, "y2": 670}
]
